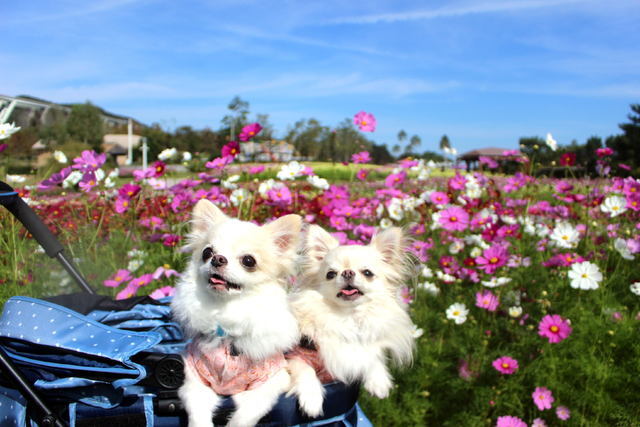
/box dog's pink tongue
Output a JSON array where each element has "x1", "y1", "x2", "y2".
[
  {"x1": 341, "y1": 288, "x2": 358, "y2": 296},
  {"x1": 210, "y1": 277, "x2": 226, "y2": 285}
]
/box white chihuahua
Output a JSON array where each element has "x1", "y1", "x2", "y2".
[
  {"x1": 172, "y1": 199, "x2": 301, "y2": 427},
  {"x1": 287, "y1": 224, "x2": 416, "y2": 418}
]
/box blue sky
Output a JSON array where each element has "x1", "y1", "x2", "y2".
[{"x1": 3, "y1": 0, "x2": 639, "y2": 154}]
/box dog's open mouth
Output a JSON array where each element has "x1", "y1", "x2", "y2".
[
  {"x1": 208, "y1": 273, "x2": 242, "y2": 292},
  {"x1": 337, "y1": 285, "x2": 363, "y2": 301}
]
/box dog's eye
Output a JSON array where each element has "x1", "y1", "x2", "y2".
[
  {"x1": 202, "y1": 247, "x2": 213, "y2": 262},
  {"x1": 326, "y1": 270, "x2": 337, "y2": 280},
  {"x1": 362, "y1": 269, "x2": 374, "y2": 278},
  {"x1": 241, "y1": 255, "x2": 256, "y2": 268}
]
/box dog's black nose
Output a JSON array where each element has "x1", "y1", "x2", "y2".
[
  {"x1": 341, "y1": 269, "x2": 355, "y2": 280},
  {"x1": 211, "y1": 254, "x2": 228, "y2": 267}
]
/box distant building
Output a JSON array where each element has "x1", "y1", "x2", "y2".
[
  {"x1": 0, "y1": 94, "x2": 139, "y2": 129},
  {"x1": 458, "y1": 147, "x2": 527, "y2": 171},
  {"x1": 102, "y1": 134, "x2": 143, "y2": 165},
  {"x1": 238, "y1": 140, "x2": 297, "y2": 162}
]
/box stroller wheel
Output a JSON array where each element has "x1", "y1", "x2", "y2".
[{"x1": 154, "y1": 355, "x2": 185, "y2": 389}]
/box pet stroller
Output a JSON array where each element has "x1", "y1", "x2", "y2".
[{"x1": 0, "y1": 180, "x2": 370, "y2": 426}]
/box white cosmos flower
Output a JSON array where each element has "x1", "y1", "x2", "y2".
[
  {"x1": 600, "y1": 195, "x2": 627, "y2": 218},
  {"x1": 222, "y1": 174, "x2": 240, "y2": 190},
  {"x1": 0, "y1": 122, "x2": 21, "y2": 140},
  {"x1": 53, "y1": 150, "x2": 68, "y2": 164},
  {"x1": 419, "y1": 281, "x2": 440, "y2": 295},
  {"x1": 387, "y1": 198, "x2": 404, "y2": 221},
  {"x1": 630, "y1": 282, "x2": 640, "y2": 296},
  {"x1": 158, "y1": 147, "x2": 178, "y2": 161},
  {"x1": 307, "y1": 175, "x2": 329, "y2": 190},
  {"x1": 614, "y1": 238, "x2": 635, "y2": 260},
  {"x1": 379, "y1": 218, "x2": 393, "y2": 229},
  {"x1": 549, "y1": 222, "x2": 580, "y2": 249},
  {"x1": 568, "y1": 261, "x2": 602, "y2": 290},
  {"x1": 446, "y1": 303, "x2": 469, "y2": 325},
  {"x1": 436, "y1": 271, "x2": 456, "y2": 283},
  {"x1": 182, "y1": 151, "x2": 192, "y2": 162},
  {"x1": 63, "y1": 170, "x2": 83, "y2": 188},
  {"x1": 508, "y1": 306, "x2": 523, "y2": 317},
  {"x1": 449, "y1": 240, "x2": 465, "y2": 254},
  {"x1": 276, "y1": 161, "x2": 305, "y2": 180},
  {"x1": 482, "y1": 277, "x2": 512, "y2": 288},
  {"x1": 545, "y1": 133, "x2": 558, "y2": 151},
  {"x1": 258, "y1": 179, "x2": 278, "y2": 197},
  {"x1": 411, "y1": 324, "x2": 424, "y2": 338},
  {"x1": 5, "y1": 174, "x2": 26, "y2": 184},
  {"x1": 230, "y1": 188, "x2": 250, "y2": 206},
  {"x1": 421, "y1": 265, "x2": 433, "y2": 278}
]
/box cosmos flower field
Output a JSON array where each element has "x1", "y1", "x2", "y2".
[{"x1": 1, "y1": 140, "x2": 640, "y2": 425}]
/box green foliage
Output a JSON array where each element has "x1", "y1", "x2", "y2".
[{"x1": 66, "y1": 102, "x2": 105, "y2": 150}]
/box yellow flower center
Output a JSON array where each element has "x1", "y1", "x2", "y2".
[
  {"x1": 450, "y1": 216, "x2": 457, "y2": 222},
  {"x1": 361, "y1": 120, "x2": 367, "y2": 126},
  {"x1": 163, "y1": 264, "x2": 170, "y2": 269},
  {"x1": 550, "y1": 325, "x2": 559, "y2": 333},
  {"x1": 502, "y1": 363, "x2": 510, "y2": 369},
  {"x1": 490, "y1": 257, "x2": 498, "y2": 264},
  {"x1": 453, "y1": 311, "x2": 460, "y2": 316},
  {"x1": 581, "y1": 273, "x2": 588, "y2": 278}
]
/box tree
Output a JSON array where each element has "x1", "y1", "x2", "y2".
[
  {"x1": 407, "y1": 135, "x2": 421, "y2": 155},
  {"x1": 66, "y1": 102, "x2": 104, "y2": 151},
  {"x1": 439, "y1": 135, "x2": 451, "y2": 152},
  {"x1": 285, "y1": 118, "x2": 329, "y2": 160},
  {"x1": 609, "y1": 103, "x2": 640, "y2": 172},
  {"x1": 221, "y1": 96, "x2": 250, "y2": 140},
  {"x1": 518, "y1": 136, "x2": 555, "y2": 166}
]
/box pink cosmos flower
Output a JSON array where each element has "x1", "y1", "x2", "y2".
[
  {"x1": 72, "y1": 150, "x2": 106, "y2": 172},
  {"x1": 430, "y1": 191, "x2": 450, "y2": 205},
  {"x1": 152, "y1": 161, "x2": 166, "y2": 177},
  {"x1": 238, "y1": 123, "x2": 263, "y2": 141},
  {"x1": 492, "y1": 356, "x2": 519, "y2": 374},
  {"x1": 476, "y1": 290, "x2": 499, "y2": 312},
  {"x1": 329, "y1": 215, "x2": 350, "y2": 231},
  {"x1": 152, "y1": 265, "x2": 180, "y2": 280},
  {"x1": 384, "y1": 171, "x2": 406, "y2": 188},
  {"x1": 438, "y1": 206, "x2": 469, "y2": 232},
  {"x1": 0, "y1": 143, "x2": 7, "y2": 153},
  {"x1": 532, "y1": 387, "x2": 554, "y2": 410},
  {"x1": 149, "y1": 286, "x2": 175, "y2": 300},
  {"x1": 356, "y1": 168, "x2": 369, "y2": 181},
  {"x1": 353, "y1": 111, "x2": 376, "y2": 132},
  {"x1": 596, "y1": 147, "x2": 613, "y2": 157},
  {"x1": 162, "y1": 234, "x2": 181, "y2": 247},
  {"x1": 448, "y1": 174, "x2": 467, "y2": 191},
  {"x1": 556, "y1": 406, "x2": 570, "y2": 420},
  {"x1": 266, "y1": 185, "x2": 293, "y2": 207},
  {"x1": 115, "y1": 196, "x2": 132, "y2": 213},
  {"x1": 400, "y1": 286, "x2": 413, "y2": 304},
  {"x1": 532, "y1": 418, "x2": 547, "y2": 427},
  {"x1": 118, "y1": 183, "x2": 141, "y2": 199},
  {"x1": 496, "y1": 415, "x2": 527, "y2": 427},
  {"x1": 476, "y1": 244, "x2": 509, "y2": 274},
  {"x1": 538, "y1": 314, "x2": 572, "y2": 343},
  {"x1": 78, "y1": 172, "x2": 98, "y2": 192},
  {"x1": 38, "y1": 167, "x2": 72, "y2": 190},
  {"x1": 479, "y1": 156, "x2": 499, "y2": 169},
  {"x1": 205, "y1": 156, "x2": 233, "y2": 170},
  {"x1": 116, "y1": 282, "x2": 139, "y2": 300},
  {"x1": 351, "y1": 151, "x2": 372, "y2": 164},
  {"x1": 249, "y1": 165, "x2": 265, "y2": 174},
  {"x1": 103, "y1": 269, "x2": 133, "y2": 288}
]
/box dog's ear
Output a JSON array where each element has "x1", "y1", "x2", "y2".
[
  {"x1": 264, "y1": 214, "x2": 302, "y2": 254},
  {"x1": 305, "y1": 224, "x2": 339, "y2": 263},
  {"x1": 191, "y1": 199, "x2": 227, "y2": 233},
  {"x1": 371, "y1": 227, "x2": 405, "y2": 265}
]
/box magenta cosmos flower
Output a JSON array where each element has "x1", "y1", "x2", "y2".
[
  {"x1": 476, "y1": 244, "x2": 509, "y2": 274},
  {"x1": 496, "y1": 415, "x2": 527, "y2": 427},
  {"x1": 221, "y1": 141, "x2": 241, "y2": 158},
  {"x1": 492, "y1": 356, "x2": 518, "y2": 374},
  {"x1": 353, "y1": 111, "x2": 376, "y2": 132},
  {"x1": 438, "y1": 206, "x2": 469, "y2": 232},
  {"x1": 351, "y1": 151, "x2": 372, "y2": 164},
  {"x1": 103, "y1": 269, "x2": 133, "y2": 288},
  {"x1": 532, "y1": 386, "x2": 554, "y2": 410},
  {"x1": 476, "y1": 290, "x2": 499, "y2": 311},
  {"x1": 538, "y1": 314, "x2": 572, "y2": 343},
  {"x1": 430, "y1": 191, "x2": 450, "y2": 205},
  {"x1": 238, "y1": 123, "x2": 263, "y2": 141}
]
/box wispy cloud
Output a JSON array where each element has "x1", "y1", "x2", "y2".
[
  {"x1": 326, "y1": 0, "x2": 591, "y2": 25},
  {"x1": 9, "y1": 0, "x2": 145, "y2": 25}
]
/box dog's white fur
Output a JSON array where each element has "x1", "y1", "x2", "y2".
[
  {"x1": 288, "y1": 225, "x2": 415, "y2": 417},
  {"x1": 172, "y1": 199, "x2": 301, "y2": 427}
]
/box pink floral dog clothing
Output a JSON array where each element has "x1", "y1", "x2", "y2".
[{"x1": 185, "y1": 339, "x2": 286, "y2": 396}]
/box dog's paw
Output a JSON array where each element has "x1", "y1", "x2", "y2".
[
  {"x1": 364, "y1": 374, "x2": 392, "y2": 399},
  {"x1": 226, "y1": 412, "x2": 260, "y2": 427},
  {"x1": 287, "y1": 377, "x2": 324, "y2": 417}
]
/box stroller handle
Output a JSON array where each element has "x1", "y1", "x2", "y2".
[{"x1": 0, "y1": 180, "x2": 95, "y2": 294}]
